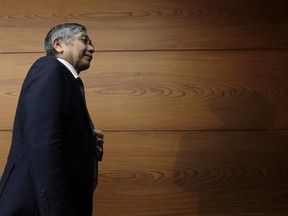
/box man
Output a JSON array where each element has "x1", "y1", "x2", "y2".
[{"x1": 0, "y1": 23, "x2": 104, "y2": 216}]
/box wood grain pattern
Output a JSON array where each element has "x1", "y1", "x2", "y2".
[
  {"x1": 0, "y1": 0, "x2": 288, "y2": 215},
  {"x1": 0, "y1": 0, "x2": 287, "y2": 52},
  {"x1": 0, "y1": 51, "x2": 287, "y2": 130},
  {"x1": 1, "y1": 131, "x2": 288, "y2": 215},
  {"x1": 0, "y1": 132, "x2": 10, "y2": 174}
]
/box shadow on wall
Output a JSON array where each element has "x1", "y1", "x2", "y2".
[{"x1": 174, "y1": 92, "x2": 288, "y2": 215}]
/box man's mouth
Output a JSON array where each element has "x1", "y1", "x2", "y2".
[{"x1": 84, "y1": 54, "x2": 93, "y2": 60}]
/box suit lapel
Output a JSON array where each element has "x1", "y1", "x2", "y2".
[{"x1": 59, "y1": 62, "x2": 95, "y2": 135}]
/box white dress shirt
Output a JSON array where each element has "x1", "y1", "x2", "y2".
[{"x1": 57, "y1": 58, "x2": 79, "y2": 78}]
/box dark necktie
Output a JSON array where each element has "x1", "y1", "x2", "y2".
[
  {"x1": 76, "y1": 77, "x2": 86, "y2": 104},
  {"x1": 75, "y1": 77, "x2": 95, "y2": 128}
]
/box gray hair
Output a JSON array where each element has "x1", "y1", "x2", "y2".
[{"x1": 44, "y1": 23, "x2": 87, "y2": 56}]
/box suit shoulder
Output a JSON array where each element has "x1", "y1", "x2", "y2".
[
  {"x1": 33, "y1": 56, "x2": 61, "y2": 69},
  {"x1": 28, "y1": 56, "x2": 68, "y2": 77},
  {"x1": 22, "y1": 56, "x2": 70, "y2": 92}
]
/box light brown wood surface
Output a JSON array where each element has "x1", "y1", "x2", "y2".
[
  {"x1": 0, "y1": 0, "x2": 287, "y2": 52},
  {"x1": 0, "y1": 51, "x2": 288, "y2": 130},
  {"x1": 0, "y1": 0, "x2": 288, "y2": 215},
  {"x1": 1, "y1": 131, "x2": 288, "y2": 215}
]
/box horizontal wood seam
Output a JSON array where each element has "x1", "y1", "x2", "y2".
[
  {"x1": 1, "y1": 129, "x2": 288, "y2": 133},
  {"x1": 0, "y1": 48, "x2": 288, "y2": 55}
]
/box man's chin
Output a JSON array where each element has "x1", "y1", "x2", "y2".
[{"x1": 77, "y1": 63, "x2": 90, "y2": 73}]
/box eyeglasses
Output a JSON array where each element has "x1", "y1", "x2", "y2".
[{"x1": 76, "y1": 35, "x2": 93, "y2": 47}]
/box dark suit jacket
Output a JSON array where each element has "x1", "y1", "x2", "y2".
[{"x1": 0, "y1": 56, "x2": 98, "y2": 216}]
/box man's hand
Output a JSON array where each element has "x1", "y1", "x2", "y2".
[{"x1": 93, "y1": 129, "x2": 104, "y2": 161}]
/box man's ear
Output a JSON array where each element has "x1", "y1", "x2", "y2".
[{"x1": 52, "y1": 38, "x2": 64, "y2": 54}]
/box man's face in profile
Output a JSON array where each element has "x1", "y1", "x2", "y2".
[{"x1": 61, "y1": 31, "x2": 95, "y2": 73}]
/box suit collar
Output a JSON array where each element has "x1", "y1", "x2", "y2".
[{"x1": 57, "y1": 58, "x2": 79, "y2": 78}]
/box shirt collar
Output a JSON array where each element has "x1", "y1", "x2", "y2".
[{"x1": 57, "y1": 58, "x2": 79, "y2": 78}]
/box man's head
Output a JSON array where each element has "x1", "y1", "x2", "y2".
[{"x1": 45, "y1": 23, "x2": 94, "y2": 73}]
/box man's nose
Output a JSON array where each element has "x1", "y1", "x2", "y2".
[{"x1": 88, "y1": 43, "x2": 95, "y2": 53}]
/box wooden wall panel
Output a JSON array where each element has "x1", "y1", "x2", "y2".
[
  {"x1": 0, "y1": 0, "x2": 287, "y2": 52},
  {"x1": 0, "y1": 51, "x2": 287, "y2": 130},
  {"x1": 1, "y1": 131, "x2": 288, "y2": 215},
  {"x1": 0, "y1": 0, "x2": 288, "y2": 215},
  {"x1": 0, "y1": 132, "x2": 10, "y2": 174}
]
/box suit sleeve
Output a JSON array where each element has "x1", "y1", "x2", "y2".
[{"x1": 23, "y1": 58, "x2": 74, "y2": 215}]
